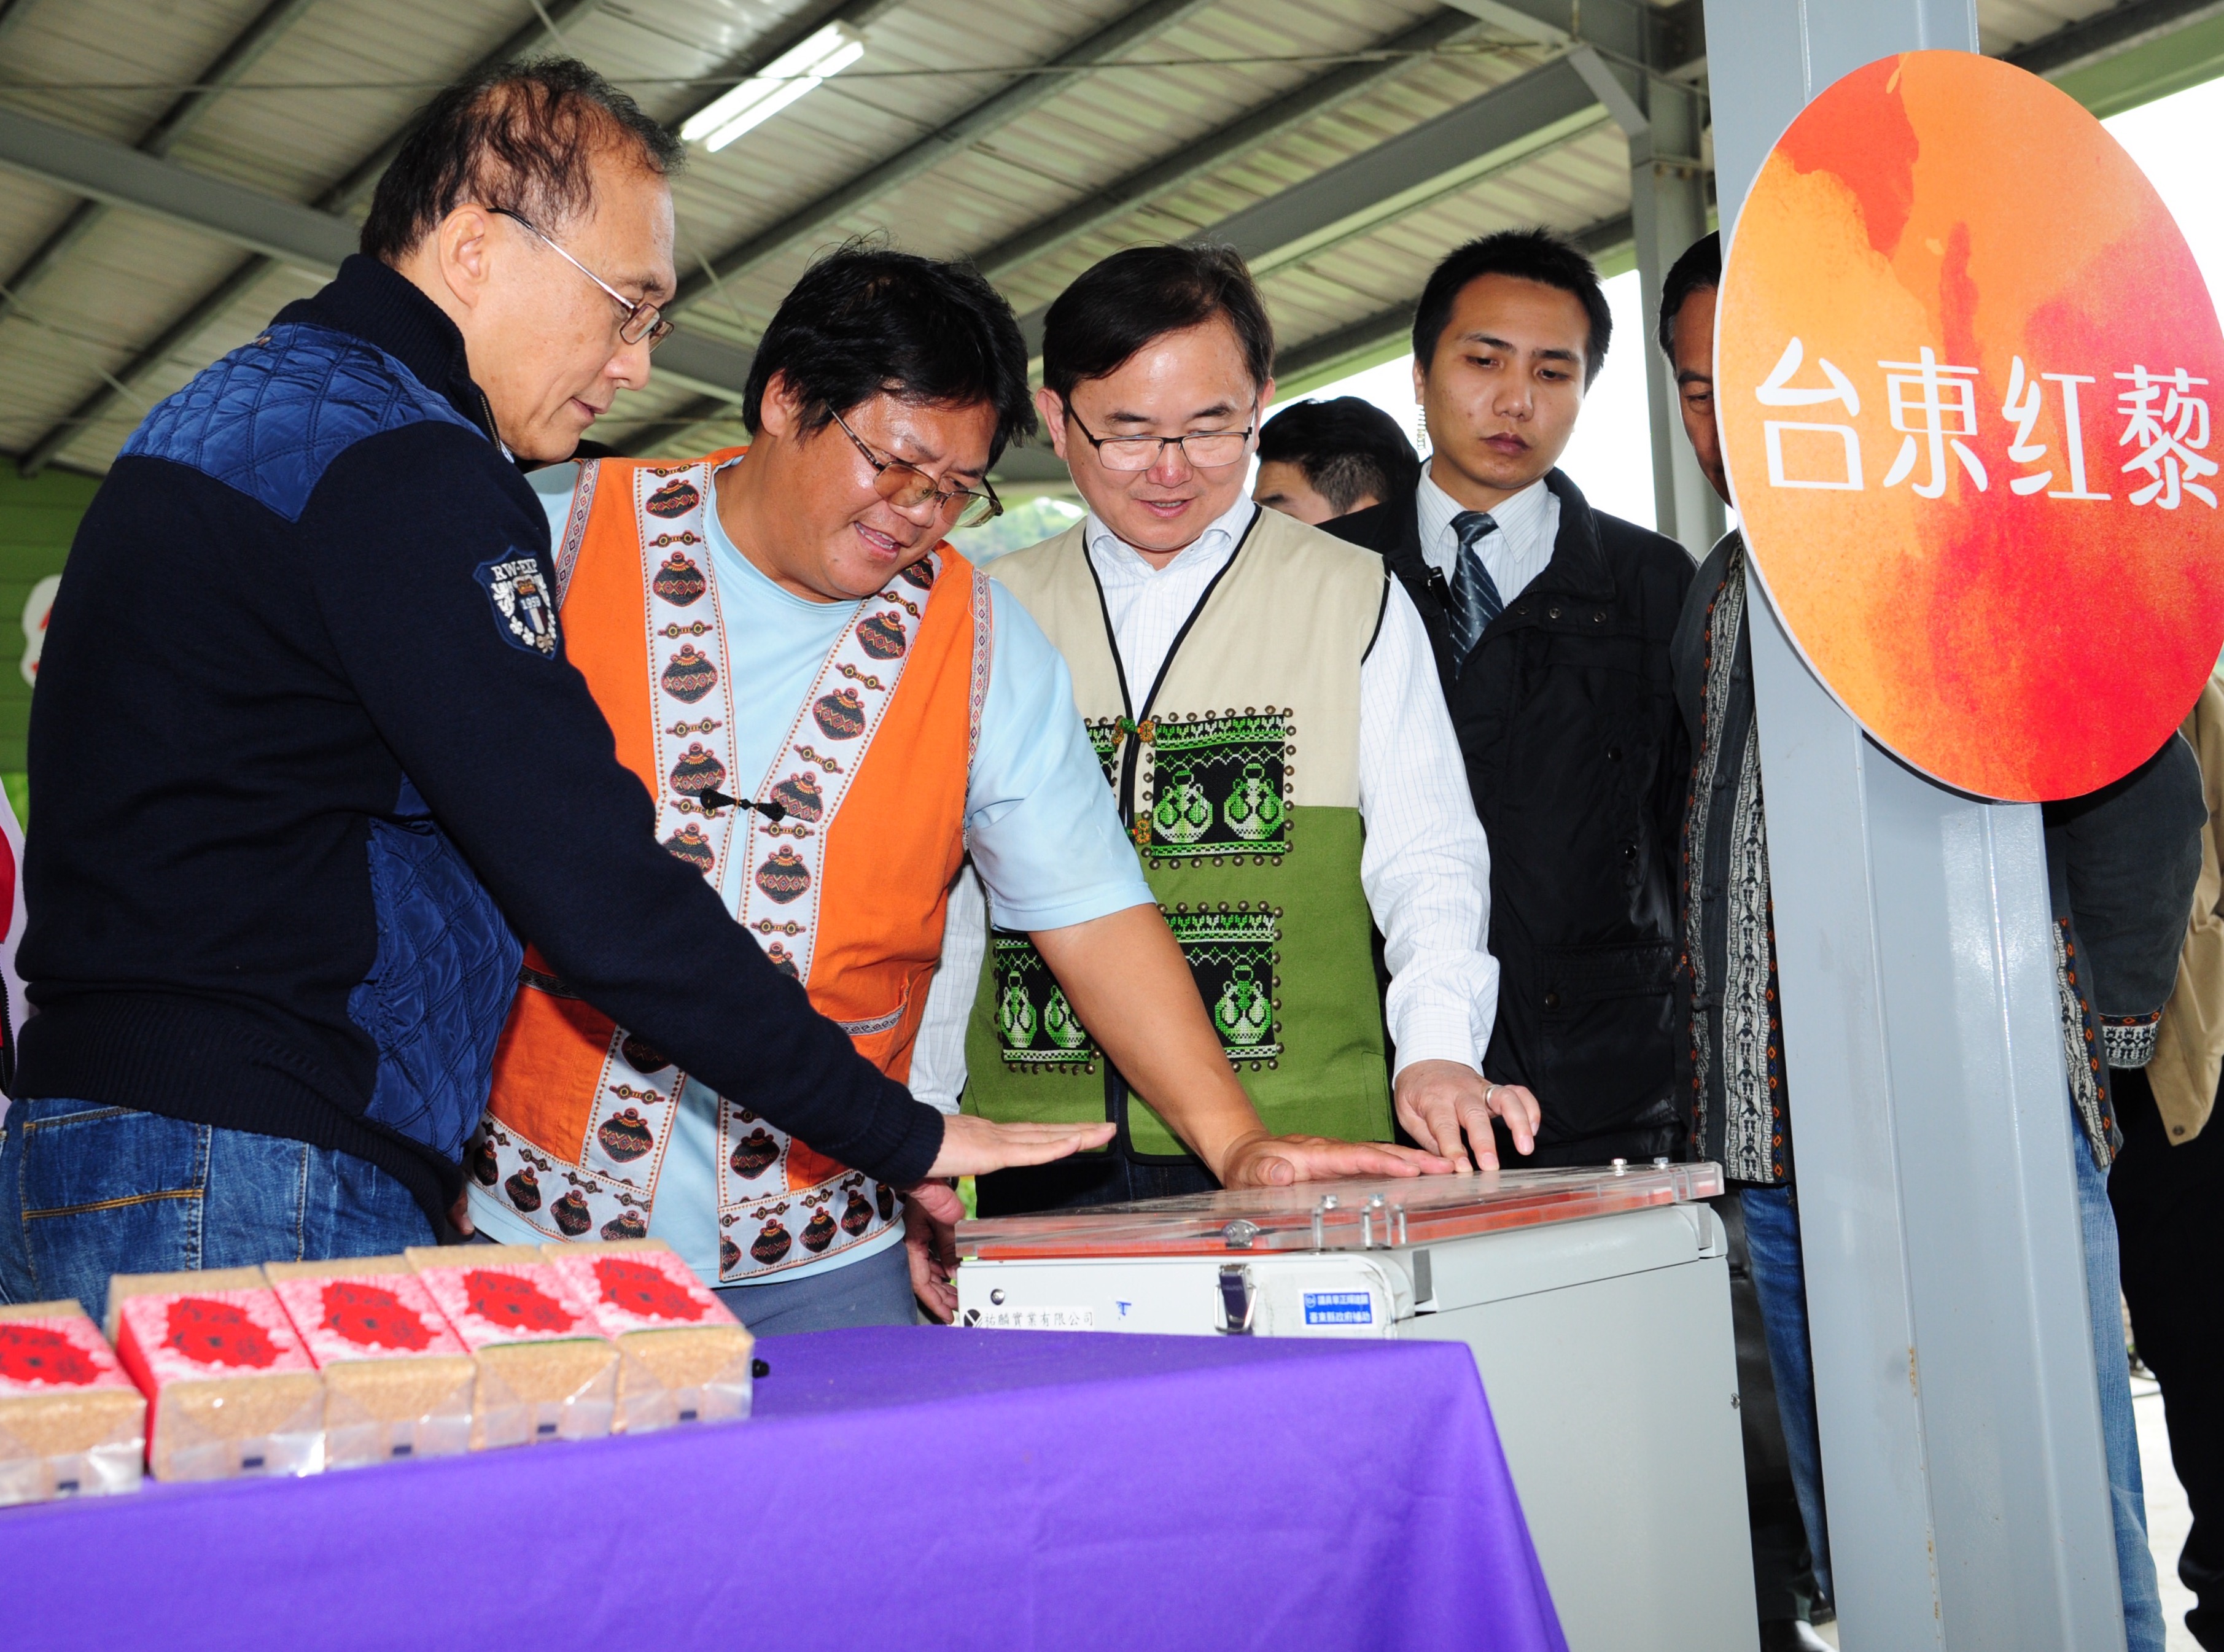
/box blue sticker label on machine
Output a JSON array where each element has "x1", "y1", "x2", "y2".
[{"x1": 1304, "y1": 1291, "x2": 1374, "y2": 1325}]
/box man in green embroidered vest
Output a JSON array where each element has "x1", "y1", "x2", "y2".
[{"x1": 913, "y1": 244, "x2": 1541, "y2": 1214}]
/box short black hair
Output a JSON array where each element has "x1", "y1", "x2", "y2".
[
  {"x1": 1656, "y1": 231, "x2": 1722, "y2": 359},
  {"x1": 744, "y1": 242, "x2": 1035, "y2": 466},
  {"x1": 1257, "y1": 397, "x2": 1420, "y2": 514},
  {"x1": 362, "y1": 57, "x2": 682, "y2": 262},
  {"x1": 1041, "y1": 244, "x2": 1275, "y2": 405},
  {"x1": 1411, "y1": 228, "x2": 1611, "y2": 386}
]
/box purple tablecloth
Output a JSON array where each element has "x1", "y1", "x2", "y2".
[{"x1": 11, "y1": 1327, "x2": 1564, "y2": 1651}]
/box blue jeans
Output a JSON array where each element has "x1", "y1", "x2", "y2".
[
  {"x1": 714, "y1": 1236, "x2": 916, "y2": 1335},
  {"x1": 2076, "y1": 1128, "x2": 2168, "y2": 1652},
  {"x1": 0, "y1": 1099, "x2": 434, "y2": 1321},
  {"x1": 1740, "y1": 1185, "x2": 1834, "y2": 1607}
]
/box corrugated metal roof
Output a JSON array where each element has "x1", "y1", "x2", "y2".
[{"x1": 0, "y1": 0, "x2": 2157, "y2": 474}]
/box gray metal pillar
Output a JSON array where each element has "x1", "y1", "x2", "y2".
[
  {"x1": 1572, "y1": 50, "x2": 1725, "y2": 555},
  {"x1": 1703, "y1": 4, "x2": 2128, "y2": 1650}
]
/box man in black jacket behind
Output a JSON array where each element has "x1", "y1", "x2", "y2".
[{"x1": 1327, "y1": 230, "x2": 1693, "y2": 1166}]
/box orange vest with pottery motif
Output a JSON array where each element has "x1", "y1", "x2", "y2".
[{"x1": 473, "y1": 450, "x2": 988, "y2": 1282}]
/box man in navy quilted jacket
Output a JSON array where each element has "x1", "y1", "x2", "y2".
[{"x1": 0, "y1": 58, "x2": 1107, "y2": 1320}]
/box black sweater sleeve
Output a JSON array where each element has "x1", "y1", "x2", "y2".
[{"x1": 298, "y1": 425, "x2": 943, "y2": 1184}]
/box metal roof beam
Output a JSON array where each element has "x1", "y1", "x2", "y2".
[
  {"x1": 667, "y1": 0, "x2": 1223, "y2": 317},
  {"x1": 2003, "y1": 0, "x2": 2224, "y2": 77},
  {"x1": 0, "y1": 103, "x2": 358, "y2": 268},
  {"x1": 16, "y1": 0, "x2": 615, "y2": 475},
  {"x1": 637, "y1": 7, "x2": 1504, "y2": 453},
  {"x1": 640, "y1": 40, "x2": 1662, "y2": 462},
  {"x1": 970, "y1": 7, "x2": 1488, "y2": 284},
  {"x1": 0, "y1": 103, "x2": 757, "y2": 392},
  {"x1": 0, "y1": 0, "x2": 319, "y2": 324},
  {"x1": 139, "y1": 0, "x2": 324, "y2": 160},
  {"x1": 1441, "y1": 0, "x2": 1706, "y2": 67},
  {"x1": 1011, "y1": 50, "x2": 1612, "y2": 358},
  {"x1": 1204, "y1": 206, "x2": 1636, "y2": 393}
]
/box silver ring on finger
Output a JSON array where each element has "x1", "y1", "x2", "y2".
[{"x1": 1483, "y1": 1083, "x2": 1498, "y2": 1108}]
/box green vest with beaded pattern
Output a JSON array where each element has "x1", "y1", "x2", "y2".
[{"x1": 963, "y1": 506, "x2": 1393, "y2": 1158}]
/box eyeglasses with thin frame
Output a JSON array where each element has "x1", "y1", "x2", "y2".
[
  {"x1": 830, "y1": 407, "x2": 1003, "y2": 529},
  {"x1": 488, "y1": 206, "x2": 673, "y2": 351},
  {"x1": 1061, "y1": 401, "x2": 1257, "y2": 471}
]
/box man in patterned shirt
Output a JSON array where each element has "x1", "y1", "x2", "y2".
[
  {"x1": 472, "y1": 246, "x2": 1447, "y2": 1330},
  {"x1": 1661, "y1": 230, "x2": 2197, "y2": 1652}
]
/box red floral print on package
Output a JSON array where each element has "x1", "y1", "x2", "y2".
[
  {"x1": 107, "y1": 1272, "x2": 322, "y2": 1482},
  {"x1": 539, "y1": 1241, "x2": 752, "y2": 1435},
  {"x1": 265, "y1": 1262, "x2": 475, "y2": 1469},
  {"x1": 404, "y1": 1246, "x2": 616, "y2": 1449}
]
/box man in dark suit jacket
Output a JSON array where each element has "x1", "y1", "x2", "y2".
[{"x1": 1327, "y1": 229, "x2": 1694, "y2": 1166}]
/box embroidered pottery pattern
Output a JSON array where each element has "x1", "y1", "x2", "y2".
[
  {"x1": 990, "y1": 929, "x2": 1099, "y2": 1072},
  {"x1": 643, "y1": 477, "x2": 701, "y2": 520},
  {"x1": 661, "y1": 643, "x2": 717, "y2": 702},
  {"x1": 1134, "y1": 709, "x2": 1295, "y2": 864},
  {"x1": 1151, "y1": 765, "x2": 1213, "y2": 845},
  {"x1": 711, "y1": 553, "x2": 939, "y2": 1282},
  {"x1": 651, "y1": 549, "x2": 707, "y2": 603},
  {"x1": 486, "y1": 460, "x2": 737, "y2": 1243},
  {"x1": 1167, "y1": 904, "x2": 1283, "y2": 1068}
]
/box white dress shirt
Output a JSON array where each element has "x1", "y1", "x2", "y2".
[
  {"x1": 1417, "y1": 470, "x2": 1560, "y2": 607},
  {"x1": 910, "y1": 497, "x2": 1501, "y2": 1107}
]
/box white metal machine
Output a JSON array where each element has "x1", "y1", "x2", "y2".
[{"x1": 956, "y1": 1163, "x2": 1756, "y2": 1652}]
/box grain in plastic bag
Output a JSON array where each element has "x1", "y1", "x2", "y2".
[
  {"x1": 108, "y1": 1269, "x2": 323, "y2": 1481},
  {"x1": 406, "y1": 1245, "x2": 615, "y2": 1448},
  {"x1": 0, "y1": 1301, "x2": 145, "y2": 1504},
  {"x1": 541, "y1": 1240, "x2": 752, "y2": 1433},
  {"x1": 265, "y1": 1258, "x2": 475, "y2": 1468}
]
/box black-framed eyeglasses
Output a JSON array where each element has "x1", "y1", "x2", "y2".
[
  {"x1": 488, "y1": 206, "x2": 673, "y2": 351},
  {"x1": 830, "y1": 408, "x2": 1003, "y2": 529},
  {"x1": 1062, "y1": 402, "x2": 1257, "y2": 471}
]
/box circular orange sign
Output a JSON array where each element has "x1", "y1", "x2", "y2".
[{"x1": 1719, "y1": 51, "x2": 2224, "y2": 801}]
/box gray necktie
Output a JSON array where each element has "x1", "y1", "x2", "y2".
[{"x1": 1448, "y1": 510, "x2": 1504, "y2": 665}]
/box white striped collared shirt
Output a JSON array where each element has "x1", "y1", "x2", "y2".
[{"x1": 1417, "y1": 470, "x2": 1560, "y2": 608}]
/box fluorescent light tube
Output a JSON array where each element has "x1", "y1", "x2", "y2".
[{"x1": 681, "y1": 23, "x2": 867, "y2": 152}]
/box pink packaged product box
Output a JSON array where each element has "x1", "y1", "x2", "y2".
[
  {"x1": 0, "y1": 1301, "x2": 146, "y2": 1505},
  {"x1": 265, "y1": 1258, "x2": 476, "y2": 1468},
  {"x1": 107, "y1": 1269, "x2": 324, "y2": 1482},
  {"x1": 405, "y1": 1246, "x2": 617, "y2": 1449},
  {"x1": 541, "y1": 1241, "x2": 753, "y2": 1433}
]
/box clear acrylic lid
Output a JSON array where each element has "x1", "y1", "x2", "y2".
[{"x1": 958, "y1": 1161, "x2": 1724, "y2": 1260}]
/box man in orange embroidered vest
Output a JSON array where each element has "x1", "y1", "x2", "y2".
[{"x1": 472, "y1": 249, "x2": 1447, "y2": 1332}]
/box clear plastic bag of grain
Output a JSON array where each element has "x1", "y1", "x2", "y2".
[
  {"x1": 540, "y1": 1240, "x2": 753, "y2": 1433},
  {"x1": 264, "y1": 1258, "x2": 475, "y2": 1468},
  {"x1": 107, "y1": 1270, "x2": 324, "y2": 1482},
  {"x1": 0, "y1": 1301, "x2": 146, "y2": 1504},
  {"x1": 405, "y1": 1246, "x2": 616, "y2": 1449}
]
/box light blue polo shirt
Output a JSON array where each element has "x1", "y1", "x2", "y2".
[{"x1": 470, "y1": 460, "x2": 1148, "y2": 1285}]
